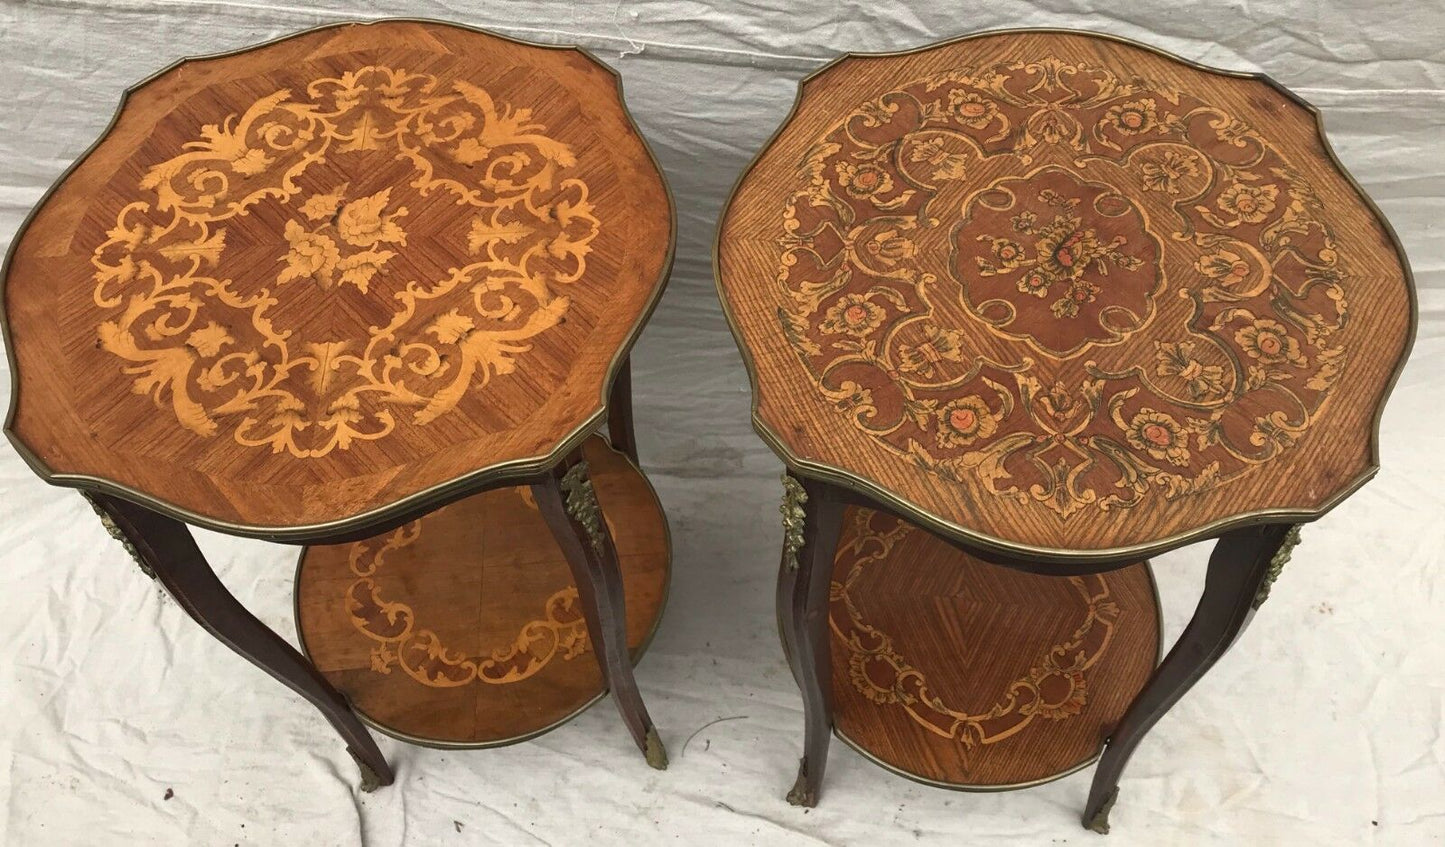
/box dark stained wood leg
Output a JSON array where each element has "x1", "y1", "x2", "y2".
[
  {"x1": 606, "y1": 355, "x2": 639, "y2": 464},
  {"x1": 777, "y1": 473, "x2": 845, "y2": 807},
  {"x1": 83, "y1": 493, "x2": 395, "y2": 791},
  {"x1": 532, "y1": 450, "x2": 666, "y2": 769},
  {"x1": 1083, "y1": 523, "x2": 1300, "y2": 833}
]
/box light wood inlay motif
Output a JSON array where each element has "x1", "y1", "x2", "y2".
[
  {"x1": 829, "y1": 506, "x2": 1159, "y2": 787},
  {"x1": 775, "y1": 57, "x2": 1352, "y2": 520},
  {"x1": 90, "y1": 65, "x2": 600, "y2": 458},
  {"x1": 296, "y1": 435, "x2": 668, "y2": 746},
  {"x1": 718, "y1": 32, "x2": 1412, "y2": 553},
  {"x1": 834, "y1": 510, "x2": 1120, "y2": 744},
  {"x1": 3, "y1": 21, "x2": 671, "y2": 532},
  {"x1": 342, "y1": 512, "x2": 596, "y2": 688}
]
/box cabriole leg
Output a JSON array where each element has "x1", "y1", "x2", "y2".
[
  {"x1": 776, "y1": 473, "x2": 845, "y2": 807},
  {"x1": 607, "y1": 355, "x2": 639, "y2": 464},
  {"x1": 532, "y1": 451, "x2": 666, "y2": 768},
  {"x1": 83, "y1": 492, "x2": 395, "y2": 791},
  {"x1": 1083, "y1": 523, "x2": 1301, "y2": 833}
]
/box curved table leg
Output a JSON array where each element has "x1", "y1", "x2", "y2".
[
  {"x1": 1083, "y1": 523, "x2": 1300, "y2": 833},
  {"x1": 83, "y1": 492, "x2": 395, "y2": 791},
  {"x1": 532, "y1": 450, "x2": 667, "y2": 769},
  {"x1": 607, "y1": 355, "x2": 639, "y2": 464},
  {"x1": 777, "y1": 474, "x2": 845, "y2": 807}
]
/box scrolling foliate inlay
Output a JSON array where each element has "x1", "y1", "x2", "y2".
[
  {"x1": 775, "y1": 58, "x2": 1349, "y2": 517},
  {"x1": 343, "y1": 511, "x2": 592, "y2": 689},
  {"x1": 833, "y1": 509, "x2": 1121, "y2": 746},
  {"x1": 90, "y1": 66, "x2": 600, "y2": 458}
]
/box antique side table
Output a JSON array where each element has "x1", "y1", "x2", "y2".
[
  {"x1": 1, "y1": 19, "x2": 675, "y2": 788},
  {"x1": 715, "y1": 30, "x2": 1414, "y2": 831}
]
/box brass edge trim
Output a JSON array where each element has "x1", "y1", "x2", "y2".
[
  {"x1": 829, "y1": 557, "x2": 1163, "y2": 793},
  {"x1": 710, "y1": 26, "x2": 1418, "y2": 566},
  {"x1": 291, "y1": 434, "x2": 674, "y2": 751},
  {"x1": 0, "y1": 17, "x2": 676, "y2": 544},
  {"x1": 833, "y1": 728, "x2": 1098, "y2": 794}
]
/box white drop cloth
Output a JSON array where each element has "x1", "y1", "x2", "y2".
[{"x1": 1, "y1": 2, "x2": 1442, "y2": 844}]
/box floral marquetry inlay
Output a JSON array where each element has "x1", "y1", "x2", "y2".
[
  {"x1": 953, "y1": 167, "x2": 1161, "y2": 355},
  {"x1": 89, "y1": 66, "x2": 601, "y2": 458},
  {"x1": 832, "y1": 509, "x2": 1124, "y2": 746},
  {"x1": 772, "y1": 54, "x2": 1354, "y2": 518},
  {"x1": 5, "y1": 21, "x2": 672, "y2": 534},
  {"x1": 341, "y1": 499, "x2": 599, "y2": 690}
]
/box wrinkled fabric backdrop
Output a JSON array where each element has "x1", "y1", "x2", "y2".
[{"x1": 1, "y1": 2, "x2": 1442, "y2": 845}]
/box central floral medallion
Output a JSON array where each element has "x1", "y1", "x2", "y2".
[
  {"x1": 951, "y1": 167, "x2": 1161, "y2": 358},
  {"x1": 278, "y1": 185, "x2": 408, "y2": 293},
  {"x1": 89, "y1": 66, "x2": 602, "y2": 458},
  {"x1": 769, "y1": 56, "x2": 1351, "y2": 518}
]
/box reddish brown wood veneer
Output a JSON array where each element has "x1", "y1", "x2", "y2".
[
  {"x1": 296, "y1": 436, "x2": 668, "y2": 747},
  {"x1": 829, "y1": 507, "x2": 1159, "y2": 788},
  {"x1": 3, "y1": 20, "x2": 671, "y2": 537}
]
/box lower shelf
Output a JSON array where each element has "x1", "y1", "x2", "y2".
[
  {"x1": 829, "y1": 507, "x2": 1160, "y2": 790},
  {"x1": 295, "y1": 435, "x2": 669, "y2": 748}
]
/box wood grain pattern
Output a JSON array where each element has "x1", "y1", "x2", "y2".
[
  {"x1": 3, "y1": 20, "x2": 670, "y2": 532},
  {"x1": 829, "y1": 506, "x2": 1159, "y2": 788},
  {"x1": 717, "y1": 31, "x2": 1412, "y2": 556},
  {"x1": 295, "y1": 435, "x2": 667, "y2": 747}
]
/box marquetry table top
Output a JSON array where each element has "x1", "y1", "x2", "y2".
[
  {"x1": 2, "y1": 21, "x2": 671, "y2": 537},
  {"x1": 716, "y1": 30, "x2": 1414, "y2": 560}
]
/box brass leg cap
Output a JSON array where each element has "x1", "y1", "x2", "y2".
[
  {"x1": 786, "y1": 758, "x2": 817, "y2": 807},
  {"x1": 348, "y1": 748, "x2": 386, "y2": 793},
  {"x1": 1084, "y1": 787, "x2": 1118, "y2": 834}
]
